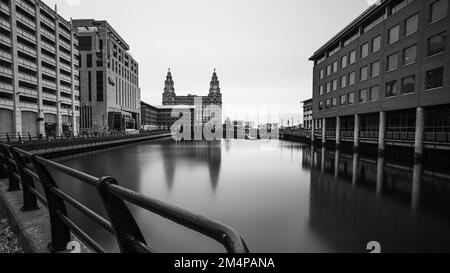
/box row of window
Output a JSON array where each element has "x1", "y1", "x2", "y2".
[
  {"x1": 318, "y1": 31, "x2": 446, "y2": 97},
  {"x1": 318, "y1": 66, "x2": 445, "y2": 111},
  {"x1": 316, "y1": 0, "x2": 448, "y2": 67},
  {"x1": 319, "y1": 12, "x2": 419, "y2": 80}
]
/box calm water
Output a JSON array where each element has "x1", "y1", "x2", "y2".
[{"x1": 50, "y1": 138, "x2": 450, "y2": 253}]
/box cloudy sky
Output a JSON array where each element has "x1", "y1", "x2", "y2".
[{"x1": 45, "y1": 0, "x2": 372, "y2": 125}]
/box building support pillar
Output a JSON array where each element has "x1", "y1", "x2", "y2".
[
  {"x1": 378, "y1": 111, "x2": 386, "y2": 157},
  {"x1": 322, "y1": 118, "x2": 326, "y2": 145},
  {"x1": 412, "y1": 161, "x2": 422, "y2": 211},
  {"x1": 354, "y1": 114, "x2": 360, "y2": 153},
  {"x1": 336, "y1": 116, "x2": 341, "y2": 149},
  {"x1": 414, "y1": 107, "x2": 425, "y2": 164}
]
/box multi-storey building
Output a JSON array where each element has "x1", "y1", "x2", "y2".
[
  {"x1": 302, "y1": 98, "x2": 313, "y2": 129},
  {"x1": 140, "y1": 101, "x2": 158, "y2": 131},
  {"x1": 309, "y1": 0, "x2": 450, "y2": 160},
  {"x1": 0, "y1": 0, "x2": 80, "y2": 138},
  {"x1": 73, "y1": 19, "x2": 140, "y2": 134},
  {"x1": 162, "y1": 68, "x2": 222, "y2": 126}
]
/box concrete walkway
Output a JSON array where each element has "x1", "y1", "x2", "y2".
[{"x1": 0, "y1": 215, "x2": 22, "y2": 253}]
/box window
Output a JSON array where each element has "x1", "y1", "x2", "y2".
[
  {"x1": 349, "y1": 72, "x2": 356, "y2": 85},
  {"x1": 86, "y1": 54, "x2": 92, "y2": 68},
  {"x1": 405, "y1": 14, "x2": 419, "y2": 36},
  {"x1": 403, "y1": 45, "x2": 417, "y2": 65},
  {"x1": 332, "y1": 61, "x2": 338, "y2": 73},
  {"x1": 88, "y1": 71, "x2": 92, "y2": 102},
  {"x1": 359, "y1": 89, "x2": 368, "y2": 103},
  {"x1": 78, "y1": 36, "x2": 92, "y2": 51},
  {"x1": 385, "y1": 80, "x2": 398, "y2": 97},
  {"x1": 319, "y1": 85, "x2": 324, "y2": 95},
  {"x1": 371, "y1": 61, "x2": 380, "y2": 77},
  {"x1": 388, "y1": 25, "x2": 400, "y2": 44},
  {"x1": 361, "y1": 43, "x2": 369, "y2": 58},
  {"x1": 340, "y1": 95, "x2": 347, "y2": 106},
  {"x1": 426, "y1": 67, "x2": 444, "y2": 89},
  {"x1": 360, "y1": 66, "x2": 368, "y2": 81},
  {"x1": 342, "y1": 55, "x2": 348, "y2": 68},
  {"x1": 327, "y1": 64, "x2": 332, "y2": 76},
  {"x1": 370, "y1": 86, "x2": 379, "y2": 100},
  {"x1": 319, "y1": 69, "x2": 324, "y2": 79},
  {"x1": 332, "y1": 97, "x2": 337, "y2": 108},
  {"x1": 348, "y1": 93, "x2": 355, "y2": 105},
  {"x1": 332, "y1": 79, "x2": 338, "y2": 91},
  {"x1": 319, "y1": 101, "x2": 324, "y2": 110},
  {"x1": 325, "y1": 99, "x2": 331, "y2": 109},
  {"x1": 349, "y1": 50, "x2": 356, "y2": 64},
  {"x1": 392, "y1": 0, "x2": 416, "y2": 15},
  {"x1": 387, "y1": 53, "x2": 398, "y2": 71},
  {"x1": 430, "y1": 0, "x2": 448, "y2": 23},
  {"x1": 341, "y1": 75, "x2": 347, "y2": 88},
  {"x1": 427, "y1": 32, "x2": 446, "y2": 56},
  {"x1": 363, "y1": 13, "x2": 385, "y2": 33},
  {"x1": 96, "y1": 71, "x2": 104, "y2": 102},
  {"x1": 372, "y1": 35, "x2": 381, "y2": 53},
  {"x1": 401, "y1": 75, "x2": 416, "y2": 94},
  {"x1": 326, "y1": 82, "x2": 331, "y2": 93}
]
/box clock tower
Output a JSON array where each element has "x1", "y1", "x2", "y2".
[
  {"x1": 209, "y1": 68, "x2": 221, "y2": 94},
  {"x1": 163, "y1": 68, "x2": 176, "y2": 105}
]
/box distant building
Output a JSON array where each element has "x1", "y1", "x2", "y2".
[
  {"x1": 141, "y1": 101, "x2": 158, "y2": 131},
  {"x1": 162, "y1": 69, "x2": 222, "y2": 126},
  {"x1": 73, "y1": 19, "x2": 140, "y2": 134},
  {"x1": 0, "y1": 0, "x2": 81, "y2": 138},
  {"x1": 155, "y1": 105, "x2": 196, "y2": 131},
  {"x1": 302, "y1": 99, "x2": 313, "y2": 129}
]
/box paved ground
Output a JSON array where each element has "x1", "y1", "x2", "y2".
[{"x1": 0, "y1": 215, "x2": 22, "y2": 253}]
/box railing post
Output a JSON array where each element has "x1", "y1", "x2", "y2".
[
  {"x1": 31, "y1": 155, "x2": 71, "y2": 252},
  {"x1": 0, "y1": 145, "x2": 21, "y2": 192},
  {"x1": 97, "y1": 177, "x2": 147, "y2": 253},
  {"x1": 10, "y1": 149, "x2": 39, "y2": 212}
]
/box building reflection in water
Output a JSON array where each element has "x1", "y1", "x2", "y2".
[
  {"x1": 160, "y1": 140, "x2": 222, "y2": 192},
  {"x1": 302, "y1": 145, "x2": 450, "y2": 253}
]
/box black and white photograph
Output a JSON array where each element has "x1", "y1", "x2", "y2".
[{"x1": 0, "y1": 0, "x2": 450, "y2": 270}]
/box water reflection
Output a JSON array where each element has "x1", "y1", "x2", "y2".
[
  {"x1": 304, "y1": 145, "x2": 450, "y2": 252},
  {"x1": 160, "y1": 141, "x2": 222, "y2": 192},
  {"x1": 48, "y1": 139, "x2": 450, "y2": 253}
]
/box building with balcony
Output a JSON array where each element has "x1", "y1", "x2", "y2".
[
  {"x1": 73, "y1": 19, "x2": 140, "y2": 134},
  {"x1": 302, "y1": 98, "x2": 313, "y2": 129},
  {"x1": 0, "y1": 0, "x2": 81, "y2": 138},
  {"x1": 309, "y1": 0, "x2": 450, "y2": 160}
]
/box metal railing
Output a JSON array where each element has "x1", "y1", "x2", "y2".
[
  {"x1": 0, "y1": 143, "x2": 249, "y2": 253},
  {"x1": 0, "y1": 130, "x2": 168, "y2": 146}
]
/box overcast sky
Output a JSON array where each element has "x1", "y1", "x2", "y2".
[{"x1": 45, "y1": 0, "x2": 372, "y2": 125}]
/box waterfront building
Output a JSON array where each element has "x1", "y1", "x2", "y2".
[
  {"x1": 0, "y1": 0, "x2": 81, "y2": 138},
  {"x1": 162, "y1": 68, "x2": 222, "y2": 126},
  {"x1": 73, "y1": 19, "x2": 140, "y2": 134},
  {"x1": 302, "y1": 98, "x2": 313, "y2": 130},
  {"x1": 309, "y1": 0, "x2": 450, "y2": 158},
  {"x1": 156, "y1": 105, "x2": 196, "y2": 131},
  {"x1": 141, "y1": 101, "x2": 159, "y2": 131}
]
